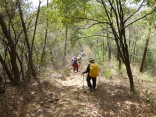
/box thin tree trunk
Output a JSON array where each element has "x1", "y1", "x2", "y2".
[
  {"x1": 17, "y1": 0, "x2": 32, "y2": 80},
  {"x1": 97, "y1": 38, "x2": 100, "y2": 59},
  {"x1": 102, "y1": 37, "x2": 105, "y2": 61},
  {"x1": 108, "y1": 6, "x2": 113, "y2": 61},
  {"x1": 17, "y1": 0, "x2": 41, "y2": 80},
  {"x1": 0, "y1": 54, "x2": 14, "y2": 82},
  {"x1": 117, "y1": 52, "x2": 122, "y2": 70},
  {"x1": 63, "y1": 26, "x2": 68, "y2": 65},
  {"x1": 106, "y1": 25, "x2": 111, "y2": 61},
  {"x1": 132, "y1": 31, "x2": 139, "y2": 62},
  {"x1": 140, "y1": 28, "x2": 151, "y2": 72},
  {"x1": 125, "y1": 61, "x2": 134, "y2": 91},
  {"x1": 41, "y1": 0, "x2": 49, "y2": 65},
  {"x1": 29, "y1": 0, "x2": 41, "y2": 79},
  {"x1": 108, "y1": 36, "x2": 111, "y2": 61}
]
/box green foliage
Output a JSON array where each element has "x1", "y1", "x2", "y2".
[
  {"x1": 145, "y1": 49, "x2": 156, "y2": 75},
  {"x1": 104, "y1": 69, "x2": 112, "y2": 79},
  {"x1": 69, "y1": 29, "x2": 82, "y2": 47},
  {"x1": 146, "y1": 0, "x2": 156, "y2": 7},
  {"x1": 50, "y1": 0, "x2": 90, "y2": 27}
]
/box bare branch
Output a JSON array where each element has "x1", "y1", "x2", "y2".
[
  {"x1": 125, "y1": 7, "x2": 156, "y2": 28},
  {"x1": 70, "y1": 16, "x2": 110, "y2": 25},
  {"x1": 75, "y1": 35, "x2": 115, "y2": 41},
  {"x1": 124, "y1": 0, "x2": 146, "y2": 23}
]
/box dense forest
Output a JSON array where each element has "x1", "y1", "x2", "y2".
[{"x1": 0, "y1": 0, "x2": 156, "y2": 116}]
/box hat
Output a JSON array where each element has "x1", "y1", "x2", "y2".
[{"x1": 89, "y1": 58, "x2": 94, "y2": 63}]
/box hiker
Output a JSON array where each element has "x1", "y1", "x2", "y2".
[
  {"x1": 82, "y1": 58, "x2": 100, "y2": 91},
  {"x1": 77, "y1": 56, "x2": 81, "y2": 71},
  {"x1": 79, "y1": 45, "x2": 85, "y2": 58},
  {"x1": 71, "y1": 56, "x2": 79, "y2": 72}
]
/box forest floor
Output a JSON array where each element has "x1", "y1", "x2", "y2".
[{"x1": 0, "y1": 67, "x2": 156, "y2": 117}]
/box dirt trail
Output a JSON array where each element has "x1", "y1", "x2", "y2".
[{"x1": 0, "y1": 69, "x2": 156, "y2": 117}]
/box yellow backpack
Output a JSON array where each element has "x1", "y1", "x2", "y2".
[{"x1": 89, "y1": 63, "x2": 99, "y2": 78}]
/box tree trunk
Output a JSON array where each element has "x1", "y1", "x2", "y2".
[
  {"x1": 140, "y1": 28, "x2": 151, "y2": 72},
  {"x1": 0, "y1": 14, "x2": 20, "y2": 84},
  {"x1": 29, "y1": 0, "x2": 41, "y2": 79},
  {"x1": 108, "y1": 37, "x2": 111, "y2": 61},
  {"x1": 63, "y1": 26, "x2": 68, "y2": 65},
  {"x1": 125, "y1": 62, "x2": 134, "y2": 91},
  {"x1": 0, "y1": 54, "x2": 14, "y2": 82},
  {"x1": 132, "y1": 31, "x2": 139, "y2": 62},
  {"x1": 106, "y1": 25, "x2": 112, "y2": 61},
  {"x1": 0, "y1": 74, "x2": 5, "y2": 93},
  {"x1": 17, "y1": 0, "x2": 32, "y2": 80},
  {"x1": 117, "y1": 52, "x2": 122, "y2": 70},
  {"x1": 96, "y1": 38, "x2": 100, "y2": 59},
  {"x1": 17, "y1": 0, "x2": 41, "y2": 80},
  {"x1": 41, "y1": 0, "x2": 49, "y2": 65},
  {"x1": 102, "y1": 37, "x2": 105, "y2": 61}
]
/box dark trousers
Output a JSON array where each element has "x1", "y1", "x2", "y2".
[
  {"x1": 86, "y1": 76, "x2": 96, "y2": 90},
  {"x1": 72, "y1": 64, "x2": 78, "y2": 72}
]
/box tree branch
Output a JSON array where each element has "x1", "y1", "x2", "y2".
[
  {"x1": 70, "y1": 16, "x2": 110, "y2": 25},
  {"x1": 124, "y1": 0, "x2": 146, "y2": 23},
  {"x1": 76, "y1": 35, "x2": 114, "y2": 41},
  {"x1": 125, "y1": 7, "x2": 156, "y2": 28}
]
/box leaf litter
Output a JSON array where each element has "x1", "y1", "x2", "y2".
[{"x1": 0, "y1": 68, "x2": 156, "y2": 117}]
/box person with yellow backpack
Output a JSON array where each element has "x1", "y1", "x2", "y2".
[{"x1": 82, "y1": 58, "x2": 100, "y2": 92}]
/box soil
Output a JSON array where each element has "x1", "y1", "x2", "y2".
[{"x1": 0, "y1": 68, "x2": 156, "y2": 117}]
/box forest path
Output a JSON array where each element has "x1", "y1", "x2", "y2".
[
  {"x1": 0, "y1": 68, "x2": 156, "y2": 117},
  {"x1": 27, "y1": 68, "x2": 155, "y2": 117}
]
